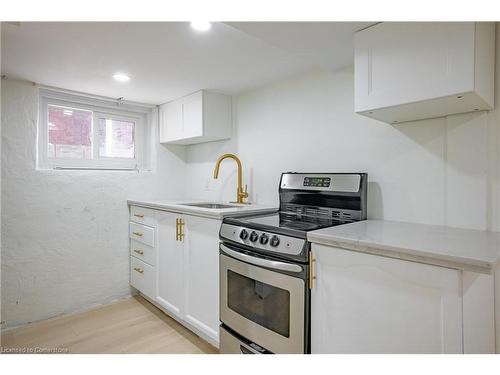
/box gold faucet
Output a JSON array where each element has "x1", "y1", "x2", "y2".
[{"x1": 213, "y1": 153, "x2": 249, "y2": 204}]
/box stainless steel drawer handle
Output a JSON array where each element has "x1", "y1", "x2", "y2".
[
  {"x1": 133, "y1": 267, "x2": 144, "y2": 274},
  {"x1": 134, "y1": 214, "x2": 144, "y2": 218},
  {"x1": 132, "y1": 231, "x2": 143, "y2": 237},
  {"x1": 134, "y1": 249, "x2": 144, "y2": 255},
  {"x1": 220, "y1": 244, "x2": 302, "y2": 273}
]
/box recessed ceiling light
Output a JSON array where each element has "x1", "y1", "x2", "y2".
[
  {"x1": 190, "y1": 22, "x2": 212, "y2": 32},
  {"x1": 113, "y1": 73, "x2": 130, "y2": 82}
]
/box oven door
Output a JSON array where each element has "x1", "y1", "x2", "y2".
[{"x1": 220, "y1": 243, "x2": 306, "y2": 354}]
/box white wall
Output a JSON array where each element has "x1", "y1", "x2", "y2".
[
  {"x1": 185, "y1": 67, "x2": 500, "y2": 232},
  {"x1": 2, "y1": 25, "x2": 499, "y2": 349},
  {"x1": 185, "y1": 32, "x2": 500, "y2": 351},
  {"x1": 0, "y1": 79, "x2": 186, "y2": 329},
  {"x1": 0, "y1": 25, "x2": 3, "y2": 329}
]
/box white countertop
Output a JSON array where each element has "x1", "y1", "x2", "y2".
[
  {"x1": 308, "y1": 220, "x2": 500, "y2": 273},
  {"x1": 127, "y1": 199, "x2": 277, "y2": 220}
]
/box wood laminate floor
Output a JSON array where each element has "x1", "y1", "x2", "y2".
[{"x1": 0, "y1": 295, "x2": 218, "y2": 354}]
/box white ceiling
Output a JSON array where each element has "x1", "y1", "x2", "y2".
[{"x1": 1, "y1": 22, "x2": 374, "y2": 104}]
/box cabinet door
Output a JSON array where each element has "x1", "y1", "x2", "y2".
[
  {"x1": 311, "y1": 245, "x2": 462, "y2": 353},
  {"x1": 159, "y1": 101, "x2": 183, "y2": 142},
  {"x1": 181, "y1": 91, "x2": 203, "y2": 139},
  {"x1": 156, "y1": 211, "x2": 184, "y2": 319},
  {"x1": 355, "y1": 22, "x2": 475, "y2": 113},
  {"x1": 183, "y1": 215, "x2": 221, "y2": 343}
]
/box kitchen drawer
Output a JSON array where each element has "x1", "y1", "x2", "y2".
[
  {"x1": 130, "y1": 205, "x2": 157, "y2": 227},
  {"x1": 129, "y1": 222, "x2": 155, "y2": 247},
  {"x1": 130, "y1": 257, "x2": 156, "y2": 300},
  {"x1": 130, "y1": 239, "x2": 156, "y2": 266}
]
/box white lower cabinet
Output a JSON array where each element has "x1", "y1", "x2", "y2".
[
  {"x1": 155, "y1": 210, "x2": 220, "y2": 345},
  {"x1": 130, "y1": 256, "x2": 156, "y2": 299},
  {"x1": 156, "y1": 211, "x2": 184, "y2": 318},
  {"x1": 129, "y1": 206, "x2": 220, "y2": 346},
  {"x1": 183, "y1": 215, "x2": 221, "y2": 342},
  {"x1": 311, "y1": 245, "x2": 464, "y2": 354},
  {"x1": 129, "y1": 212, "x2": 158, "y2": 302},
  {"x1": 130, "y1": 239, "x2": 156, "y2": 266},
  {"x1": 311, "y1": 244, "x2": 495, "y2": 353}
]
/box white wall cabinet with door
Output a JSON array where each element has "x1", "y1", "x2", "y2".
[
  {"x1": 354, "y1": 22, "x2": 495, "y2": 124},
  {"x1": 159, "y1": 90, "x2": 232, "y2": 145},
  {"x1": 310, "y1": 244, "x2": 495, "y2": 353},
  {"x1": 155, "y1": 210, "x2": 221, "y2": 346}
]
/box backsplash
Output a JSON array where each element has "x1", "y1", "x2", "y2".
[{"x1": 186, "y1": 65, "x2": 500, "y2": 233}]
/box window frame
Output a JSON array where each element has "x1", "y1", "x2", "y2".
[
  {"x1": 93, "y1": 111, "x2": 139, "y2": 166},
  {"x1": 38, "y1": 89, "x2": 149, "y2": 171}
]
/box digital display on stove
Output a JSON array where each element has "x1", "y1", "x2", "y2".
[{"x1": 303, "y1": 177, "x2": 331, "y2": 187}]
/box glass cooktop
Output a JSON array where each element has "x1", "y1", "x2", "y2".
[{"x1": 225, "y1": 211, "x2": 352, "y2": 238}]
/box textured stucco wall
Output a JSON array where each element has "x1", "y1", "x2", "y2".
[{"x1": 1, "y1": 79, "x2": 187, "y2": 329}]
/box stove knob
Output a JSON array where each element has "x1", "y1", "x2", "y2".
[
  {"x1": 239, "y1": 229, "x2": 249, "y2": 240},
  {"x1": 249, "y1": 231, "x2": 259, "y2": 242},
  {"x1": 270, "y1": 235, "x2": 280, "y2": 247},
  {"x1": 259, "y1": 233, "x2": 269, "y2": 245}
]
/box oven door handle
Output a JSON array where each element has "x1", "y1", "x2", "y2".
[{"x1": 220, "y1": 244, "x2": 303, "y2": 273}]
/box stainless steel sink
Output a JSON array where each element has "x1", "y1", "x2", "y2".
[{"x1": 179, "y1": 203, "x2": 240, "y2": 209}]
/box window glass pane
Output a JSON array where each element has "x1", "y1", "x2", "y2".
[
  {"x1": 48, "y1": 105, "x2": 92, "y2": 159},
  {"x1": 98, "y1": 118, "x2": 135, "y2": 159},
  {"x1": 227, "y1": 270, "x2": 290, "y2": 337}
]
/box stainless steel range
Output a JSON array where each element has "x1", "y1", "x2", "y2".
[{"x1": 218, "y1": 172, "x2": 368, "y2": 354}]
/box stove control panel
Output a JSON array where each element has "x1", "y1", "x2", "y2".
[
  {"x1": 249, "y1": 231, "x2": 259, "y2": 242},
  {"x1": 280, "y1": 173, "x2": 361, "y2": 193},
  {"x1": 239, "y1": 229, "x2": 249, "y2": 240},
  {"x1": 270, "y1": 235, "x2": 280, "y2": 247},
  {"x1": 220, "y1": 224, "x2": 306, "y2": 256},
  {"x1": 259, "y1": 233, "x2": 269, "y2": 245}
]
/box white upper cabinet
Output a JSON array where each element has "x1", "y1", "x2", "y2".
[
  {"x1": 162, "y1": 99, "x2": 183, "y2": 142},
  {"x1": 354, "y1": 22, "x2": 495, "y2": 124},
  {"x1": 159, "y1": 90, "x2": 232, "y2": 145}
]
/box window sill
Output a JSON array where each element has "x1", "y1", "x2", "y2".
[{"x1": 36, "y1": 166, "x2": 141, "y2": 172}]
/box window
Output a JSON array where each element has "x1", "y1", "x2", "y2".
[
  {"x1": 38, "y1": 89, "x2": 151, "y2": 170},
  {"x1": 48, "y1": 105, "x2": 93, "y2": 160},
  {"x1": 97, "y1": 117, "x2": 135, "y2": 159}
]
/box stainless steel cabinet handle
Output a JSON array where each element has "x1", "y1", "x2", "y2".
[
  {"x1": 220, "y1": 244, "x2": 302, "y2": 273},
  {"x1": 132, "y1": 231, "x2": 143, "y2": 237},
  {"x1": 133, "y1": 267, "x2": 144, "y2": 274},
  {"x1": 134, "y1": 249, "x2": 144, "y2": 255},
  {"x1": 134, "y1": 213, "x2": 144, "y2": 218}
]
